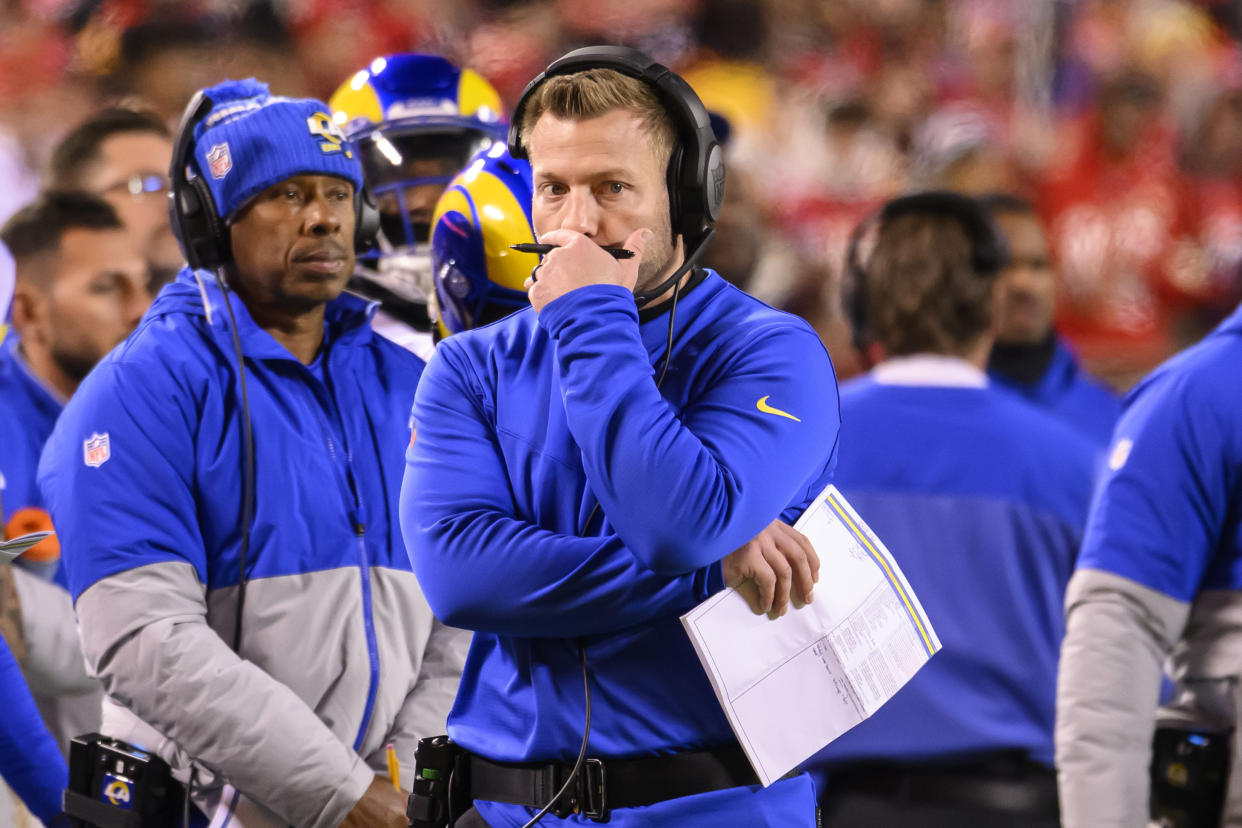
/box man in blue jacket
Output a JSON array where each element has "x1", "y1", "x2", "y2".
[
  {"x1": 0, "y1": 192, "x2": 148, "y2": 758},
  {"x1": 1, "y1": 191, "x2": 150, "y2": 583},
  {"x1": 38, "y1": 79, "x2": 465, "y2": 827},
  {"x1": 810, "y1": 192, "x2": 1099, "y2": 827},
  {"x1": 1056, "y1": 303, "x2": 1242, "y2": 826},
  {"x1": 401, "y1": 47, "x2": 839, "y2": 827},
  {"x1": 979, "y1": 193, "x2": 1121, "y2": 447}
]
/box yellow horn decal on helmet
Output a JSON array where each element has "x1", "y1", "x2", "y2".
[
  {"x1": 328, "y1": 74, "x2": 384, "y2": 133},
  {"x1": 432, "y1": 171, "x2": 536, "y2": 295},
  {"x1": 470, "y1": 172, "x2": 537, "y2": 292},
  {"x1": 456, "y1": 69, "x2": 503, "y2": 122}
]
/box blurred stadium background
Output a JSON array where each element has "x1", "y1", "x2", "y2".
[{"x1": 2, "y1": 0, "x2": 1241, "y2": 388}]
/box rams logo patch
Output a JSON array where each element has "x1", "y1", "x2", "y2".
[
  {"x1": 103, "y1": 777, "x2": 132, "y2": 808},
  {"x1": 307, "y1": 112, "x2": 352, "y2": 158}
]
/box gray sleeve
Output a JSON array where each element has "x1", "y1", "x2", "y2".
[
  {"x1": 75, "y1": 562, "x2": 373, "y2": 828},
  {"x1": 1056, "y1": 568, "x2": 1189, "y2": 828},
  {"x1": 377, "y1": 619, "x2": 470, "y2": 784},
  {"x1": 10, "y1": 566, "x2": 97, "y2": 695}
]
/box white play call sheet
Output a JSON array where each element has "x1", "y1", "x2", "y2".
[
  {"x1": 0, "y1": 531, "x2": 53, "y2": 565},
  {"x1": 681, "y1": 485, "x2": 940, "y2": 786}
]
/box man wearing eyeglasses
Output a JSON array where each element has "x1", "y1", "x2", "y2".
[{"x1": 47, "y1": 106, "x2": 182, "y2": 293}]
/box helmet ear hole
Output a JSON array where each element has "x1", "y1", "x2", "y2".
[{"x1": 507, "y1": 46, "x2": 723, "y2": 249}]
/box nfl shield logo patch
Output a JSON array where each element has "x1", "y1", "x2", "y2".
[
  {"x1": 83, "y1": 433, "x2": 111, "y2": 468},
  {"x1": 207, "y1": 143, "x2": 232, "y2": 179}
]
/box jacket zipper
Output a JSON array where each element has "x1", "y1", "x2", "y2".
[{"x1": 309, "y1": 358, "x2": 382, "y2": 753}]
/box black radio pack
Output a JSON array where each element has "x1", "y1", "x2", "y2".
[
  {"x1": 1149, "y1": 726, "x2": 1231, "y2": 828},
  {"x1": 64, "y1": 733, "x2": 184, "y2": 827}
]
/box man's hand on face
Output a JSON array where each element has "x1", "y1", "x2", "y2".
[
  {"x1": 722, "y1": 520, "x2": 820, "y2": 620},
  {"x1": 525, "y1": 227, "x2": 653, "y2": 313},
  {"x1": 340, "y1": 775, "x2": 408, "y2": 828}
]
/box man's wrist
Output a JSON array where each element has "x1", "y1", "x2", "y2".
[
  {"x1": 313, "y1": 755, "x2": 376, "y2": 828},
  {"x1": 538, "y1": 284, "x2": 636, "y2": 340}
]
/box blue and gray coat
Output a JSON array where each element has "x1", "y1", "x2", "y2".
[
  {"x1": 1057, "y1": 302, "x2": 1242, "y2": 827},
  {"x1": 38, "y1": 269, "x2": 467, "y2": 827}
]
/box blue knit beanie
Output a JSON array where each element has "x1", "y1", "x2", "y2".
[{"x1": 192, "y1": 79, "x2": 364, "y2": 222}]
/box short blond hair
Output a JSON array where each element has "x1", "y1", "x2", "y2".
[{"x1": 517, "y1": 68, "x2": 676, "y2": 163}]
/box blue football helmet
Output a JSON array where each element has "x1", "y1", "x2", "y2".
[
  {"x1": 430, "y1": 143, "x2": 535, "y2": 337},
  {"x1": 329, "y1": 53, "x2": 507, "y2": 320}
]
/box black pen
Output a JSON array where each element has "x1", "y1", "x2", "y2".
[{"x1": 510, "y1": 242, "x2": 635, "y2": 259}]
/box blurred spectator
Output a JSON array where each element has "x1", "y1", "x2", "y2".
[
  {"x1": 0, "y1": 192, "x2": 149, "y2": 581},
  {"x1": 0, "y1": 191, "x2": 149, "y2": 752},
  {"x1": 910, "y1": 102, "x2": 1018, "y2": 195},
  {"x1": 47, "y1": 106, "x2": 181, "y2": 292},
  {"x1": 1177, "y1": 80, "x2": 1242, "y2": 336},
  {"x1": 106, "y1": 13, "x2": 309, "y2": 122},
  {"x1": 981, "y1": 193, "x2": 1122, "y2": 447},
  {"x1": 462, "y1": 3, "x2": 559, "y2": 110},
  {"x1": 810, "y1": 192, "x2": 1098, "y2": 827},
  {"x1": 1038, "y1": 70, "x2": 1190, "y2": 387}
]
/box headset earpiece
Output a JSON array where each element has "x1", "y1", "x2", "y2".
[
  {"x1": 355, "y1": 186, "x2": 380, "y2": 255},
  {"x1": 507, "y1": 45, "x2": 724, "y2": 249},
  {"x1": 169, "y1": 92, "x2": 230, "y2": 272}
]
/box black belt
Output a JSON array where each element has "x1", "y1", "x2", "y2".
[
  {"x1": 468, "y1": 743, "x2": 763, "y2": 821},
  {"x1": 825, "y1": 752, "x2": 1059, "y2": 819}
]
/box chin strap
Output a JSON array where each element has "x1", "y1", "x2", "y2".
[{"x1": 632, "y1": 228, "x2": 714, "y2": 307}]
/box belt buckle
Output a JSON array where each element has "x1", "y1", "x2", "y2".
[{"x1": 577, "y1": 757, "x2": 608, "y2": 822}]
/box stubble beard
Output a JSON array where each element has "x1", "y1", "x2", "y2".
[{"x1": 634, "y1": 224, "x2": 679, "y2": 298}]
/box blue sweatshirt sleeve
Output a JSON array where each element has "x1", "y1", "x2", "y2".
[
  {"x1": 400, "y1": 342, "x2": 719, "y2": 638},
  {"x1": 539, "y1": 285, "x2": 840, "y2": 575},
  {"x1": 0, "y1": 634, "x2": 68, "y2": 823},
  {"x1": 1077, "y1": 353, "x2": 1239, "y2": 602},
  {"x1": 37, "y1": 355, "x2": 206, "y2": 599}
]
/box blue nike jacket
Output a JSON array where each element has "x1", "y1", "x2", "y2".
[
  {"x1": 38, "y1": 268, "x2": 466, "y2": 827},
  {"x1": 401, "y1": 272, "x2": 841, "y2": 827}
]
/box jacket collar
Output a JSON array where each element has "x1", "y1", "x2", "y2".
[
  {"x1": 872, "y1": 353, "x2": 989, "y2": 388},
  {"x1": 0, "y1": 331, "x2": 68, "y2": 411},
  {"x1": 178, "y1": 268, "x2": 378, "y2": 362}
]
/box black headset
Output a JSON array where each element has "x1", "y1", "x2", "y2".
[
  {"x1": 168, "y1": 90, "x2": 382, "y2": 272},
  {"x1": 844, "y1": 190, "x2": 1010, "y2": 351},
  {"x1": 507, "y1": 44, "x2": 724, "y2": 304}
]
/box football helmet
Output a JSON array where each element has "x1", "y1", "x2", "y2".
[
  {"x1": 329, "y1": 53, "x2": 506, "y2": 326},
  {"x1": 430, "y1": 143, "x2": 535, "y2": 337}
]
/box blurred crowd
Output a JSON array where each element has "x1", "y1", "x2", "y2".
[{"x1": 5, "y1": 0, "x2": 1242, "y2": 386}]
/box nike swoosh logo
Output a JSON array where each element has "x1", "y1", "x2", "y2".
[{"x1": 756, "y1": 396, "x2": 801, "y2": 422}]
